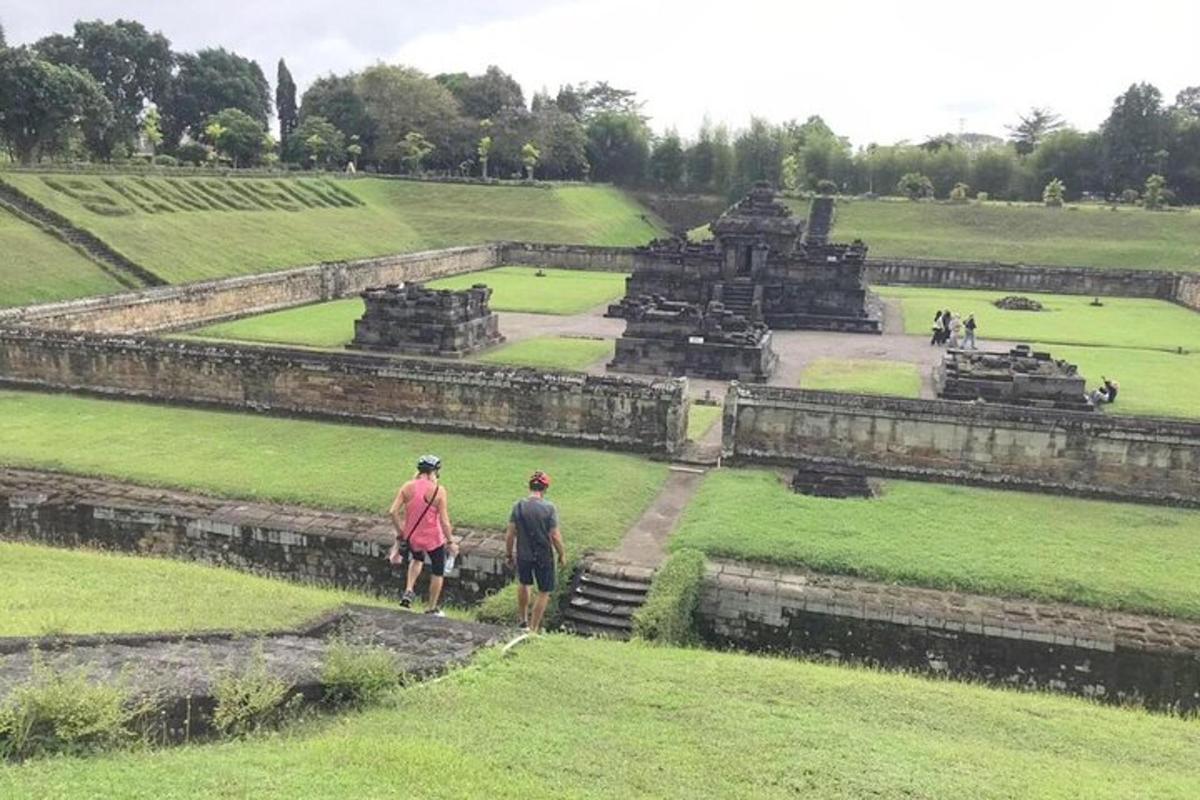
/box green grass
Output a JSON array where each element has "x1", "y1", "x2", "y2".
[
  {"x1": 879, "y1": 285, "x2": 1200, "y2": 352},
  {"x1": 429, "y1": 265, "x2": 628, "y2": 314},
  {"x1": 0, "y1": 541, "x2": 386, "y2": 637},
  {"x1": 4, "y1": 636, "x2": 1197, "y2": 799},
  {"x1": 187, "y1": 298, "x2": 364, "y2": 348},
  {"x1": 1045, "y1": 345, "x2": 1199, "y2": 419},
  {"x1": 800, "y1": 358, "x2": 922, "y2": 397},
  {"x1": 2, "y1": 174, "x2": 662, "y2": 285},
  {"x1": 824, "y1": 198, "x2": 1200, "y2": 271},
  {"x1": 686, "y1": 402, "x2": 723, "y2": 441},
  {"x1": 0, "y1": 391, "x2": 667, "y2": 554},
  {"x1": 0, "y1": 207, "x2": 125, "y2": 307},
  {"x1": 475, "y1": 336, "x2": 613, "y2": 371},
  {"x1": 674, "y1": 470, "x2": 1200, "y2": 619}
]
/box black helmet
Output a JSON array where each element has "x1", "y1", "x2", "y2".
[{"x1": 416, "y1": 454, "x2": 442, "y2": 473}]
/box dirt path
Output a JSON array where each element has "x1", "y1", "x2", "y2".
[{"x1": 610, "y1": 466, "x2": 707, "y2": 566}]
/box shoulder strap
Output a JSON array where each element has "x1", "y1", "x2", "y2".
[{"x1": 403, "y1": 483, "x2": 440, "y2": 541}]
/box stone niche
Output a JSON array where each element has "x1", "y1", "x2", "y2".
[
  {"x1": 608, "y1": 182, "x2": 882, "y2": 334},
  {"x1": 608, "y1": 296, "x2": 778, "y2": 382},
  {"x1": 349, "y1": 282, "x2": 503, "y2": 357},
  {"x1": 934, "y1": 344, "x2": 1092, "y2": 411}
]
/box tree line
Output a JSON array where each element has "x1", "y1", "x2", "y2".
[{"x1": 2, "y1": 18, "x2": 1199, "y2": 204}]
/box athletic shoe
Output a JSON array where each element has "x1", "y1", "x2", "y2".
[
  {"x1": 519, "y1": 618, "x2": 530, "y2": 631},
  {"x1": 424, "y1": 607, "x2": 445, "y2": 617},
  {"x1": 400, "y1": 590, "x2": 415, "y2": 609}
]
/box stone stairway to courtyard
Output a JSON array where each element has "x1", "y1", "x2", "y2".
[{"x1": 719, "y1": 282, "x2": 756, "y2": 317}]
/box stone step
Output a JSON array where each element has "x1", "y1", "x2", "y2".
[
  {"x1": 585, "y1": 560, "x2": 655, "y2": 582},
  {"x1": 561, "y1": 619, "x2": 631, "y2": 640},
  {"x1": 562, "y1": 607, "x2": 633, "y2": 632},
  {"x1": 574, "y1": 583, "x2": 649, "y2": 606},
  {"x1": 579, "y1": 572, "x2": 652, "y2": 595},
  {"x1": 568, "y1": 595, "x2": 638, "y2": 619}
]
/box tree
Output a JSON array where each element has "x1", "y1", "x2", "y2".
[
  {"x1": 1143, "y1": 173, "x2": 1167, "y2": 209},
  {"x1": 949, "y1": 182, "x2": 970, "y2": 203},
  {"x1": 897, "y1": 172, "x2": 934, "y2": 200},
  {"x1": 436, "y1": 65, "x2": 524, "y2": 119},
  {"x1": 780, "y1": 154, "x2": 801, "y2": 192},
  {"x1": 816, "y1": 178, "x2": 838, "y2": 195},
  {"x1": 1101, "y1": 83, "x2": 1168, "y2": 195},
  {"x1": 733, "y1": 117, "x2": 784, "y2": 190},
  {"x1": 521, "y1": 141, "x2": 540, "y2": 180},
  {"x1": 585, "y1": 111, "x2": 650, "y2": 184},
  {"x1": 1029, "y1": 130, "x2": 1101, "y2": 200},
  {"x1": 0, "y1": 47, "x2": 113, "y2": 164},
  {"x1": 396, "y1": 130, "x2": 433, "y2": 173},
  {"x1": 33, "y1": 19, "x2": 174, "y2": 159},
  {"x1": 356, "y1": 64, "x2": 460, "y2": 171},
  {"x1": 1043, "y1": 177, "x2": 1066, "y2": 207},
  {"x1": 346, "y1": 135, "x2": 362, "y2": 170},
  {"x1": 293, "y1": 115, "x2": 344, "y2": 169},
  {"x1": 162, "y1": 48, "x2": 271, "y2": 146},
  {"x1": 276, "y1": 59, "x2": 298, "y2": 154},
  {"x1": 300, "y1": 74, "x2": 374, "y2": 153},
  {"x1": 530, "y1": 106, "x2": 588, "y2": 179},
  {"x1": 477, "y1": 133, "x2": 492, "y2": 178},
  {"x1": 141, "y1": 106, "x2": 163, "y2": 154},
  {"x1": 649, "y1": 131, "x2": 684, "y2": 188},
  {"x1": 203, "y1": 107, "x2": 266, "y2": 167},
  {"x1": 1007, "y1": 107, "x2": 1063, "y2": 157},
  {"x1": 0, "y1": 22, "x2": 6, "y2": 49}
]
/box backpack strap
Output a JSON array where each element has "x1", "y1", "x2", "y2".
[{"x1": 402, "y1": 483, "x2": 440, "y2": 543}]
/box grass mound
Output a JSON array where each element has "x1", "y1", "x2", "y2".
[
  {"x1": 0, "y1": 541, "x2": 383, "y2": 637},
  {"x1": 800, "y1": 358, "x2": 922, "y2": 397},
  {"x1": 5, "y1": 636, "x2": 1197, "y2": 798},
  {"x1": 673, "y1": 469, "x2": 1200, "y2": 619},
  {"x1": 0, "y1": 390, "x2": 667, "y2": 555},
  {"x1": 0, "y1": 207, "x2": 125, "y2": 307}
]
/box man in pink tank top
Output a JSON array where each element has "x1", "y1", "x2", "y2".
[{"x1": 387, "y1": 454, "x2": 454, "y2": 615}]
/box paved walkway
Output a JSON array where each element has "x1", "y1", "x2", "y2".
[{"x1": 610, "y1": 465, "x2": 708, "y2": 567}]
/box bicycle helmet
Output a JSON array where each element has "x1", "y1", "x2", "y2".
[
  {"x1": 529, "y1": 470, "x2": 551, "y2": 490},
  {"x1": 417, "y1": 454, "x2": 442, "y2": 473}
]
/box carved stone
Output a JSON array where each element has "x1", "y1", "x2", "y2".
[{"x1": 349, "y1": 283, "x2": 503, "y2": 357}]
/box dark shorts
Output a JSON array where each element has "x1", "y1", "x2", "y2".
[
  {"x1": 409, "y1": 544, "x2": 447, "y2": 577},
  {"x1": 517, "y1": 558, "x2": 555, "y2": 593}
]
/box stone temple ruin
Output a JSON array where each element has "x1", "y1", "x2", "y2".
[
  {"x1": 608, "y1": 182, "x2": 882, "y2": 334},
  {"x1": 608, "y1": 297, "x2": 778, "y2": 382},
  {"x1": 349, "y1": 282, "x2": 504, "y2": 357},
  {"x1": 934, "y1": 345, "x2": 1092, "y2": 411}
]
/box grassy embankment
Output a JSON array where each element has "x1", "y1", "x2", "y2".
[
  {"x1": 674, "y1": 469, "x2": 1200, "y2": 619},
  {"x1": 0, "y1": 542, "x2": 388, "y2": 637},
  {"x1": 0, "y1": 207, "x2": 125, "y2": 307},
  {"x1": 0, "y1": 390, "x2": 666, "y2": 556},
  {"x1": 4, "y1": 635, "x2": 1197, "y2": 799}
]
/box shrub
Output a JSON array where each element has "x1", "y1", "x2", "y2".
[
  {"x1": 476, "y1": 555, "x2": 580, "y2": 627},
  {"x1": 211, "y1": 644, "x2": 299, "y2": 736},
  {"x1": 949, "y1": 182, "x2": 970, "y2": 204},
  {"x1": 321, "y1": 641, "x2": 402, "y2": 706},
  {"x1": 0, "y1": 653, "x2": 144, "y2": 760},
  {"x1": 1120, "y1": 188, "x2": 1140, "y2": 205},
  {"x1": 1043, "y1": 178, "x2": 1066, "y2": 207},
  {"x1": 976, "y1": 191, "x2": 990, "y2": 203},
  {"x1": 896, "y1": 172, "x2": 934, "y2": 201},
  {"x1": 632, "y1": 549, "x2": 707, "y2": 646},
  {"x1": 815, "y1": 178, "x2": 838, "y2": 196},
  {"x1": 153, "y1": 154, "x2": 178, "y2": 167},
  {"x1": 175, "y1": 142, "x2": 209, "y2": 166}
]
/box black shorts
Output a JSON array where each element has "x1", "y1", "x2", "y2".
[
  {"x1": 408, "y1": 544, "x2": 447, "y2": 577},
  {"x1": 517, "y1": 558, "x2": 556, "y2": 593}
]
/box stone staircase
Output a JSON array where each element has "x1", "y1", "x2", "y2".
[
  {"x1": 0, "y1": 180, "x2": 165, "y2": 289},
  {"x1": 805, "y1": 196, "x2": 835, "y2": 245},
  {"x1": 719, "y1": 282, "x2": 756, "y2": 318},
  {"x1": 561, "y1": 559, "x2": 655, "y2": 640}
]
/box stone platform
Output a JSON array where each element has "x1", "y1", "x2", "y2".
[
  {"x1": 934, "y1": 344, "x2": 1092, "y2": 411},
  {"x1": 349, "y1": 282, "x2": 503, "y2": 357}
]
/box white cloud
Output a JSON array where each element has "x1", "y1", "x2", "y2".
[{"x1": 393, "y1": 0, "x2": 1200, "y2": 146}]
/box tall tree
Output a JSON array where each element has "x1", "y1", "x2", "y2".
[
  {"x1": 33, "y1": 19, "x2": 173, "y2": 159},
  {"x1": 530, "y1": 106, "x2": 588, "y2": 179},
  {"x1": 1101, "y1": 83, "x2": 1168, "y2": 193},
  {"x1": 356, "y1": 64, "x2": 460, "y2": 171},
  {"x1": 1007, "y1": 107, "x2": 1064, "y2": 157},
  {"x1": 162, "y1": 48, "x2": 271, "y2": 146},
  {"x1": 293, "y1": 115, "x2": 344, "y2": 169},
  {"x1": 276, "y1": 59, "x2": 297, "y2": 154},
  {"x1": 0, "y1": 22, "x2": 7, "y2": 48},
  {"x1": 0, "y1": 47, "x2": 112, "y2": 164},
  {"x1": 436, "y1": 65, "x2": 524, "y2": 119},
  {"x1": 299, "y1": 73, "x2": 374, "y2": 151},
  {"x1": 585, "y1": 111, "x2": 650, "y2": 184},
  {"x1": 203, "y1": 107, "x2": 266, "y2": 167},
  {"x1": 649, "y1": 131, "x2": 684, "y2": 187}
]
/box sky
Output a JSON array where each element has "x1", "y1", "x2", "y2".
[{"x1": 5, "y1": 0, "x2": 1199, "y2": 147}]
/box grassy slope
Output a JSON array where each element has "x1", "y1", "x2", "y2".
[
  {"x1": 0, "y1": 207, "x2": 123, "y2": 307},
  {"x1": 673, "y1": 470, "x2": 1200, "y2": 619},
  {"x1": 827, "y1": 198, "x2": 1200, "y2": 270},
  {"x1": 5, "y1": 636, "x2": 1197, "y2": 799},
  {"x1": 475, "y1": 336, "x2": 613, "y2": 370},
  {"x1": 0, "y1": 542, "x2": 384, "y2": 637},
  {"x1": 0, "y1": 391, "x2": 665, "y2": 555},
  {"x1": 801, "y1": 358, "x2": 922, "y2": 397},
  {"x1": 2, "y1": 174, "x2": 661, "y2": 285}
]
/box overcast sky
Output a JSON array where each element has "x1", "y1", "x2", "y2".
[{"x1": 5, "y1": 1, "x2": 1199, "y2": 147}]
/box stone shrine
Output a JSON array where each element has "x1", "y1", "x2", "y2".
[
  {"x1": 934, "y1": 345, "x2": 1092, "y2": 411},
  {"x1": 349, "y1": 282, "x2": 503, "y2": 357},
  {"x1": 608, "y1": 297, "x2": 778, "y2": 382},
  {"x1": 608, "y1": 183, "x2": 882, "y2": 333}
]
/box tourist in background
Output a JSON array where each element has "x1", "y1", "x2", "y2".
[
  {"x1": 388, "y1": 454, "x2": 455, "y2": 615},
  {"x1": 963, "y1": 314, "x2": 978, "y2": 349},
  {"x1": 948, "y1": 314, "x2": 963, "y2": 348},
  {"x1": 940, "y1": 309, "x2": 952, "y2": 345},
  {"x1": 505, "y1": 470, "x2": 566, "y2": 633},
  {"x1": 930, "y1": 310, "x2": 943, "y2": 345}
]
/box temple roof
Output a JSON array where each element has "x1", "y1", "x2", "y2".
[{"x1": 710, "y1": 181, "x2": 804, "y2": 241}]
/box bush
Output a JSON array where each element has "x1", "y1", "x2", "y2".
[
  {"x1": 1043, "y1": 178, "x2": 1066, "y2": 207},
  {"x1": 211, "y1": 644, "x2": 299, "y2": 737},
  {"x1": 1120, "y1": 188, "x2": 1140, "y2": 205},
  {"x1": 897, "y1": 172, "x2": 934, "y2": 201},
  {"x1": 321, "y1": 641, "x2": 402, "y2": 706},
  {"x1": 976, "y1": 191, "x2": 990, "y2": 203},
  {"x1": 949, "y1": 182, "x2": 970, "y2": 204},
  {"x1": 815, "y1": 179, "x2": 838, "y2": 196},
  {"x1": 175, "y1": 142, "x2": 209, "y2": 166},
  {"x1": 0, "y1": 653, "x2": 145, "y2": 760},
  {"x1": 632, "y1": 549, "x2": 707, "y2": 646},
  {"x1": 153, "y1": 154, "x2": 178, "y2": 167}
]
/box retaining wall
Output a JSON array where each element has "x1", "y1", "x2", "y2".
[
  {"x1": 865, "y1": 257, "x2": 1180, "y2": 299},
  {"x1": 698, "y1": 560, "x2": 1200, "y2": 714},
  {"x1": 1176, "y1": 272, "x2": 1200, "y2": 311},
  {"x1": 498, "y1": 241, "x2": 636, "y2": 272},
  {"x1": 0, "y1": 329, "x2": 688, "y2": 455},
  {"x1": 722, "y1": 384, "x2": 1200, "y2": 506}
]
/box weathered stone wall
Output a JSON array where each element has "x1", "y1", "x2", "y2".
[
  {"x1": 723, "y1": 384, "x2": 1200, "y2": 506},
  {"x1": 0, "y1": 245, "x2": 500, "y2": 334},
  {"x1": 498, "y1": 242, "x2": 635, "y2": 272},
  {"x1": 866, "y1": 257, "x2": 1179, "y2": 298},
  {"x1": 0, "y1": 329, "x2": 688, "y2": 454},
  {"x1": 697, "y1": 560, "x2": 1200, "y2": 713},
  {"x1": 1175, "y1": 272, "x2": 1200, "y2": 311}
]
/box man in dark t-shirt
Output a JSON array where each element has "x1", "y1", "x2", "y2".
[{"x1": 505, "y1": 470, "x2": 566, "y2": 633}]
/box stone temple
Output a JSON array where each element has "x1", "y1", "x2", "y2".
[
  {"x1": 608, "y1": 182, "x2": 882, "y2": 333},
  {"x1": 349, "y1": 282, "x2": 503, "y2": 357},
  {"x1": 934, "y1": 345, "x2": 1092, "y2": 411}
]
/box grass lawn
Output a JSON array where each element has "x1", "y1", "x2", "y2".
[
  {"x1": 429, "y1": 265, "x2": 628, "y2": 314},
  {"x1": 187, "y1": 298, "x2": 363, "y2": 348},
  {"x1": 4, "y1": 636, "x2": 1197, "y2": 799},
  {"x1": 879, "y1": 285, "x2": 1200, "y2": 352},
  {"x1": 800, "y1": 358, "x2": 922, "y2": 397},
  {"x1": 0, "y1": 391, "x2": 667, "y2": 555},
  {"x1": 475, "y1": 336, "x2": 613, "y2": 371},
  {"x1": 687, "y1": 402, "x2": 723, "y2": 441},
  {"x1": 673, "y1": 470, "x2": 1200, "y2": 619},
  {"x1": 1046, "y1": 345, "x2": 1199, "y2": 419},
  {"x1": 0, "y1": 541, "x2": 385, "y2": 637},
  {"x1": 823, "y1": 198, "x2": 1200, "y2": 271},
  {"x1": 2, "y1": 174, "x2": 662, "y2": 285},
  {"x1": 0, "y1": 207, "x2": 125, "y2": 307}
]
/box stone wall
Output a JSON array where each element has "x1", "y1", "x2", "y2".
[
  {"x1": 498, "y1": 242, "x2": 635, "y2": 272},
  {"x1": 0, "y1": 245, "x2": 499, "y2": 334},
  {"x1": 697, "y1": 560, "x2": 1200, "y2": 713},
  {"x1": 866, "y1": 257, "x2": 1179, "y2": 299},
  {"x1": 723, "y1": 384, "x2": 1200, "y2": 506},
  {"x1": 0, "y1": 329, "x2": 689, "y2": 454},
  {"x1": 1175, "y1": 272, "x2": 1200, "y2": 311}
]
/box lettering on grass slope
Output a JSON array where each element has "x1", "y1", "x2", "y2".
[{"x1": 40, "y1": 177, "x2": 364, "y2": 217}]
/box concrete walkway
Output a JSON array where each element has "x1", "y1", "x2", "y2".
[{"x1": 610, "y1": 465, "x2": 707, "y2": 566}]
